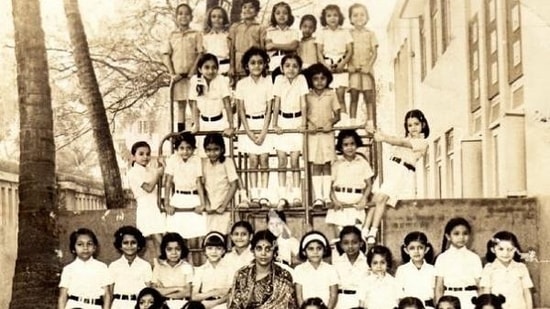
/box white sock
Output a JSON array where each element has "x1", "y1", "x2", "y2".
[
  {"x1": 322, "y1": 175, "x2": 332, "y2": 200},
  {"x1": 312, "y1": 176, "x2": 323, "y2": 201},
  {"x1": 368, "y1": 227, "x2": 379, "y2": 237}
]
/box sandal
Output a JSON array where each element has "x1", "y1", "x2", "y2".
[
  {"x1": 312, "y1": 199, "x2": 325, "y2": 209},
  {"x1": 259, "y1": 198, "x2": 271, "y2": 208},
  {"x1": 249, "y1": 198, "x2": 261, "y2": 208},
  {"x1": 365, "y1": 234, "x2": 377, "y2": 245},
  {"x1": 277, "y1": 198, "x2": 290, "y2": 210},
  {"x1": 291, "y1": 197, "x2": 302, "y2": 208}
]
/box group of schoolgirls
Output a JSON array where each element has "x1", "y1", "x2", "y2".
[
  {"x1": 58, "y1": 214, "x2": 534, "y2": 309},
  {"x1": 160, "y1": 0, "x2": 380, "y2": 215}
]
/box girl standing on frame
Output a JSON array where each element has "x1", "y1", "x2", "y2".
[
  {"x1": 348, "y1": 3, "x2": 378, "y2": 126},
  {"x1": 202, "y1": 6, "x2": 231, "y2": 75},
  {"x1": 316, "y1": 4, "x2": 353, "y2": 120},
  {"x1": 304, "y1": 63, "x2": 341, "y2": 209},
  {"x1": 272, "y1": 54, "x2": 309, "y2": 208},
  {"x1": 364, "y1": 109, "x2": 430, "y2": 244},
  {"x1": 235, "y1": 47, "x2": 274, "y2": 206},
  {"x1": 202, "y1": 133, "x2": 239, "y2": 235},
  {"x1": 265, "y1": 1, "x2": 300, "y2": 78},
  {"x1": 434, "y1": 217, "x2": 482, "y2": 309},
  {"x1": 127, "y1": 141, "x2": 165, "y2": 258},
  {"x1": 297, "y1": 14, "x2": 318, "y2": 70},
  {"x1": 162, "y1": 3, "x2": 203, "y2": 132}
]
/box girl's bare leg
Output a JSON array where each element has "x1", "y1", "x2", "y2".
[
  {"x1": 276, "y1": 150, "x2": 288, "y2": 188},
  {"x1": 349, "y1": 89, "x2": 360, "y2": 120}
]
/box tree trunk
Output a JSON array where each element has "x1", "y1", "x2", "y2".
[
  {"x1": 63, "y1": 0, "x2": 125, "y2": 209},
  {"x1": 230, "y1": 0, "x2": 243, "y2": 24},
  {"x1": 10, "y1": 0, "x2": 59, "y2": 308}
]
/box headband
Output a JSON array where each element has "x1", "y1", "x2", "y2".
[
  {"x1": 203, "y1": 232, "x2": 226, "y2": 247},
  {"x1": 301, "y1": 233, "x2": 328, "y2": 250}
]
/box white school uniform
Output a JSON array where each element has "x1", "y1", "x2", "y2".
[
  {"x1": 223, "y1": 247, "x2": 254, "y2": 279},
  {"x1": 333, "y1": 252, "x2": 370, "y2": 309},
  {"x1": 152, "y1": 259, "x2": 194, "y2": 309},
  {"x1": 395, "y1": 261, "x2": 436, "y2": 308},
  {"x1": 193, "y1": 259, "x2": 233, "y2": 309},
  {"x1": 127, "y1": 164, "x2": 166, "y2": 236},
  {"x1": 328, "y1": 155, "x2": 374, "y2": 226},
  {"x1": 59, "y1": 258, "x2": 113, "y2": 309},
  {"x1": 272, "y1": 74, "x2": 308, "y2": 153},
  {"x1": 202, "y1": 158, "x2": 238, "y2": 234},
  {"x1": 265, "y1": 26, "x2": 300, "y2": 71},
  {"x1": 479, "y1": 260, "x2": 534, "y2": 309},
  {"x1": 203, "y1": 31, "x2": 230, "y2": 74},
  {"x1": 316, "y1": 27, "x2": 352, "y2": 87},
  {"x1": 109, "y1": 256, "x2": 152, "y2": 309},
  {"x1": 165, "y1": 153, "x2": 207, "y2": 239},
  {"x1": 435, "y1": 246, "x2": 482, "y2": 309},
  {"x1": 373, "y1": 137, "x2": 428, "y2": 206},
  {"x1": 359, "y1": 273, "x2": 403, "y2": 309},
  {"x1": 294, "y1": 261, "x2": 339, "y2": 305},
  {"x1": 235, "y1": 76, "x2": 273, "y2": 154}
]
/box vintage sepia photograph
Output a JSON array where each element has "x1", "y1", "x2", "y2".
[{"x1": 1, "y1": 0, "x2": 549, "y2": 308}]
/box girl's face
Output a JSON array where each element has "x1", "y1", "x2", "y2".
[
  {"x1": 282, "y1": 58, "x2": 300, "y2": 80},
  {"x1": 446, "y1": 224, "x2": 470, "y2": 249},
  {"x1": 205, "y1": 245, "x2": 225, "y2": 263},
  {"x1": 176, "y1": 140, "x2": 194, "y2": 160},
  {"x1": 341, "y1": 136, "x2": 357, "y2": 158},
  {"x1": 370, "y1": 253, "x2": 388, "y2": 276},
  {"x1": 165, "y1": 241, "x2": 182, "y2": 265},
  {"x1": 199, "y1": 59, "x2": 219, "y2": 81},
  {"x1": 406, "y1": 117, "x2": 423, "y2": 138},
  {"x1": 300, "y1": 20, "x2": 315, "y2": 38},
  {"x1": 247, "y1": 54, "x2": 266, "y2": 77},
  {"x1": 176, "y1": 6, "x2": 192, "y2": 28},
  {"x1": 437, "y1": 301, "x2": 456, "y2": 309},
  {"x1": 120, "y1": 234, "x2": 139, "y2": 258},
  {"x1": 209, "y1": 8, "x2": 225, "y2": 31},
  {"x1": 340, "y1": 232, "x2": 362, "y2": 259},
  {"x1": 253, "y1": 239, "x2": 275, "y2": 266},
  {"x1": 231, "y1": 226, "x2": 252, "y2": 249},
  {"x1": 325, "y1": 9, "x2": 341, "y2": 28},
  {"x1": 304, "y1": 240, "x2": 325, "y2": 264},
  {"x1": 267, "y1": 217, "x2": 284, "y2": 237},
  {"x1": 241, "y1": 2, "x2": 258, "y2": 20},
  {"x1": 133, "y1": 146, "x2": 151, "y2": 167},
  {"x1": 74, "y1": 234, "x2": 96, "y2": 261},
  {"x1": 350, "y1": 7, "x2": 368, "y2": 27},
  {"x1": 312, "y1": 73, "x2": 328, "y2": 90},
  {"x1": 492, "y1": 239, "x2": 517, "y2": 265},
  {"x1": 204, "y1": 143, "x2": 222, "y2": 163},
  {"x1": 138, "y1": 294, "x2": 155, "y2": 309},
  {"x1": 274, "y1": 5, "x2": 290, "y2": 26},
  {"x1": 404, "y1": 240, "x2": 428, "y2": 264}
]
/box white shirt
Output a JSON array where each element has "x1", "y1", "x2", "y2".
[
  {"x1": 165, "y1": 154, "x2": 202, "y2": 191},
  {"x1": 265, "y1": 25, "x2": 299, "y2": 56},
  {"x1": 435, "y1": 246, "x2": 482, "y2": 287},
  {"x1": 109, "y1": 256, "x2": 152, "y2": 295},
  {"x1": 223, "y1": 247, "x2": 254, "y2": 278},
  {"x1": 315, "y1": 27, "x2": 352, "y2": 59},
  {"x1": 152, "y1": 259, "x2": 193, "y2": 287},
  {"x1": 127, "y1": 164, "x2": 157, "y2": 202},
  {"x1": 331, "y1": 155, "x2": 374, "y2": 188},
  {"x1": 193, "y1": 259, "x2": 233, "y2": 293},
  {"x1": 203, "y1": 31, "x2": 230, "y2": 60},
  {"x1": 359, "y1": 274, "x2": 402, "y2": 309},
  {"x1": 235, "y1": 76, "x2": 273, "y2": 116},
  {"x1": 272, "y1": 74, "x2": 308, "y2": 113},
  {"x1": 395, "y1": 260, "x2": 435, "y2": 301},
  {"x1": 294, "y1": 261, "x2": 339, "y2": 305},
  {"x1": 59, "y1": 257, "x2": 113, "y2": 298},
  {"x1": 391, "y1": 137, "x2": 428, "y2": 165},
  {"x1": 480, "y1": 260, "x2": 533, "y2": 309},
  {"x1": 189, "y1": 75, "x2": 231, "y2": 117},
  {"x1": 333, "y1": 253, "x2": 370, "y2": 290}
]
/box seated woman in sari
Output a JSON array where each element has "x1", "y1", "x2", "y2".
[{"x1": 227, "y1": 230, "x2": 298, "y2": 309}]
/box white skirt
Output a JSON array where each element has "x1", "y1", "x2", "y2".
[{"x1": 167, "y1": 193, "x2": 207, "y2": 239}]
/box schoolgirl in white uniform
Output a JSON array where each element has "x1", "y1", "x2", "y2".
[
  {"x1": 434, "y1": 217, "x2": 482, "y2": 309},
  {"x1": 223, "y1": 221, "x2": 255, "y2": 278},
  {"x1": 202, "y1": 6, "x2": 231, "y2": 75},
  {"x1": 164, "y1": 132, "x2": 207, "y2": 239},
  {"x1": 265, "y1": 2, "x2": 299, "y2": 73},
  {"x1": 109, "y1": 226, "x2": 152, "y2": 309},
  {"x1": 58, "y1": 228, "x2": 113, "y2": 309},
  {"x1": 396, "y1": 231, "x2": 436, "y2": 309}
]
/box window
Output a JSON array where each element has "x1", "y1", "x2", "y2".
[
  {"x1": 441, "y1": 0, "x2": 451, "y2": 52},
  {"x1": 137, "y1": 120, "x2": 152, "y2": 134},
  {"x1": 445, "y1": 129, "x2": 454, "y2": 197},
  {"x1": 419, "y1": 16, "x2": 427, "y2": 80},
  {"x1": 434, "y1": 138, "x2": 442, "y2": 198},
  {"x1": 491, "y1": 129, "x2": 500, "y2": 196},
  {"x1": 506, "y1": 0, "x2": 523, "y2": 82},
  {"x1": 469, "y1": 15, "x2": 481, "y2": 111},
  {"x1": 430, "y1": 0, "x2": 439, "y2": 67},
  {"x1": 423, "y1": 148, "x2": 431, "y2": 198},
  {"x1": 485, "y1": 0, "x2": 499, "y2": 98}
]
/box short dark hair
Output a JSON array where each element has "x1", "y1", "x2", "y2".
[
  {"x1": 113, "y1": 225, "x2": 146, "y2": 253},
  {"x1": 366, "y1": 245, "x2": 393, "y2": 270},
  {"x1": 231, "y1": 220, "x2": 254, "y2": 235},
  {"x1": 270, "y1": 2, "x2": 294, "y2": 27},
  {"x1": 320, "y1": 5, "x2": 344, "y2": 27},
  {"x1": 398, "y1": 297, "x2": 425, "y2": 309},
  {"x1": 250, "y1": 230, "x2": 278, "y2": 256},
  {"x1": 134, "y1": 287, "x2": 166, "y2": 309},
  {"x1": 300, "y1": 297, "x2": 328, "y2": 309},
  {"x1": 335, "y1": 225, "x2": 366, "y2": 255},
  {"x1": 159, "y1": 232, "x2": 189, "y2": 260},
  {"x1": 182, "y1": 300, "x2": 206, "y2": 309},
  {"x1": 241, "y1": 0, "x2": 260, "y2": 13},
  {"x1": 299, "y1": 14, "x2": 317, "y2": 31},
  {"x1": 335, "y1": 129, "x2": 363, "y2": 153},
  {"x1": 173, "y1": 131, "x2": 197, "y2": 149},
  {"x1": 281, "y1": 54, "x2": 303, "y2": 70},
  {"x1": 472, "y1": 294, "x2": 506, "y2": 309},
  {"x1": 175, "y1": 3, "x2": 193, "y2": 17},
  {"x1": 131, "y1": 141, "x2": 150, "y2": 155},
  {"x1": 203, "y1": 133, "x2": 226, "y2": 163},
  {"x1": 241, "y1": 47, "x2": 270, "y2": 77},
  {"x1": 298, "y1": 231, "x2": 331, "y2": 260},
  {"x1": 437, "y1": 296, "x2": 461, "y2": 309},
  {"x1": 69, "y1": 228, "x2": 99, "y2": 256},
  {"x1": 304, "y1": 62, "x2": 333, "y2": 88}
]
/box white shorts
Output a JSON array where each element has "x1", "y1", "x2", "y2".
[
  {"x1": 167, "y1": 192, "x2": 207, "y2": 239},
  {"x1": 111, "y1": 298, "x2": 136, "y2": 309},
  {"x1": 325, "y1": 208, "x2": 365, "y2": 226},
  {"x1": 373, "y1": 159, "x2": 416, "y2": 207},
  {"x1": 136, "y1": 195, "x2": 166, "y2": 236},
  {"x1": 335, "y1": 292, "x2": 361, "y2": 309}
]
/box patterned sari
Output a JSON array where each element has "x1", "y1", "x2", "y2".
[{"x1": 227, "y1": 262, "x2": 297, "y2": 309}]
